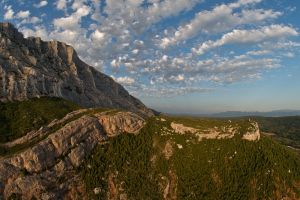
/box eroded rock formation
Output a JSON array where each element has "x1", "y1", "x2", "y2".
[
  {"x1": 0, "y1": 22, "x2": 152, "y2": 117},
  {"x1": 0, "y1": 111, "x2": 145, "y2": 199}
]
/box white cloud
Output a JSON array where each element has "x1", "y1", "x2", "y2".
[
  {"x1": 53, "y1": 16, "x2": 79, "y2": 29},
  {"x1": 246, "y1": 50, "x2": 270, "y2": 55},
  {"x1": 53, "y1": 5, "x2": 91, "y2": 30},
  {"x1": 132, "y1": 49, "x2": 139, "y2": 54},
  {"x1": 16, "y1": 10, "x2": 30, "y2": 19},
  {"x1": 56, "y1": 0, "x2": 67, "y2": 10},
  {"x1": 159, "y1": 0, "x2": 281, "y2": 48},
  {"x1": 18, "y1": 16, "x2": 42, "y2": 25},
  {"x1": 170, "y1": 74, "x2": 185, "y2": 82},
  {"x1": 20, "y1": 25, "x2": 49, "y2": 40},
  {"x1": 91, "y1": 30, "x2": 106, "y2": 42},
  {"x1": 113, "y1": 76, "x2": 135, "y2": 86},
  {"x1": 4, "y1": 6, "x2": 14, "y2": 20},
  {"x1": 193, "y1": 25, "x2": 298, "y2": 55},
  {"x1": 131, "y1": 86, "x2": 211, "y2": 97},
  {"x1": 146, "y1": 0, "x2": 200, "y2": 24},
  {"x1": 34, "y1": 1, "x2": 48, "y2": 8},
  {"x1": 229, "y1": 0, "x2": 262, "y2": 8}
]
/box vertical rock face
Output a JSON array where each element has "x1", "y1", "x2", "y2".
[{"x1": 0, "y1": 22, "x2": 152, "y2": 117}]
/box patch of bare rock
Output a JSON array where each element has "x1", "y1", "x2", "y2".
[
  {"x1": 0, "y1": 110, "x2": 145, "y2": 199},
  {"x1": 170, "y1": 121, "x2": 260, "y2": 142}
]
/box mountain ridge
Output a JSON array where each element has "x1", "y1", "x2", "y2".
[
  {"x1": 209, "y1": 110, "x2": 300, "y2": 117},
  {"x1": 167, "y1": 110, "x2": 300, "y2": 118},
  {"x1": 0, "y1": 22, "x2": 152, "y2": 117}
]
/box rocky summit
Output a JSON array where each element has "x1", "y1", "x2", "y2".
[{"x1": 0, "y1": 22, "x2": 152, "y2": 117}]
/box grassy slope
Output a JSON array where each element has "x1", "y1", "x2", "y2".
[
  {"x1": 81, "y1": 116, "x2": 300, "y2": 200},
  {"x1": 0, "y1": 97, "x2": 81, "y2": 143}
]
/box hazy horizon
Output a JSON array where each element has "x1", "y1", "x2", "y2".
[{"x1": 1, "y1": 0, "x2": 299, "y2": 113}]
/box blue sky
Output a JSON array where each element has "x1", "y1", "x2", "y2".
[{"x1": 1, "y1": 0, "x2": 300, "y2": 114}]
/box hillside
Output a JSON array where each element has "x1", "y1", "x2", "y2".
[
  {"x1": 0, "y1": 100, "x2": 300, "y2": 199},
  {"x1": 0, "y1": 97, "x2": 80, "y2": 143},
  {"x1": 82, "y1": 117, "x2": 300, "y2": 200},
  {"x1": 253, "y1": 116, "x2": 300, "y2": 151},
  {"x1": 0, "y1": 22, "x2": 152, "y2": 117}
]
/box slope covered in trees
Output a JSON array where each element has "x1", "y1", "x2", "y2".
[
  {"x1": 81, "y1": 117, "x2": 300, "y2": 200},
  {"x1": 254, "y1": 116, "x2": 300, "y2": 150},
  {"x1": 0, "y1": 97, "x2": 80, "y2": 142}
]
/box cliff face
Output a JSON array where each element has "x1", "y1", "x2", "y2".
[
  {"x1": 0, "y1": 22, "x2": 152, "y2": 117},
  {"x1": 0, "y1": 110, "x2": 145, "y2": 199}
]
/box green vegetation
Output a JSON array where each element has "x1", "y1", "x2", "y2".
[
  {"x1": 1, "y1": 97, "x2": 299, "y2": 199},
  {"x1": 80, "y1": 118, "x2": 162, "y2": 200},
  {"x1": 172, "y1": 135, "x2": 300, "y2": 199},
  {"x1": 81, "y1": 116, "x2": 300, "y2": 200},
  {"x1": 165, "y1": 115, "x2": 255, "y2": 134},
  {"x1": 0, "y1": 97, "x2": 81, "y2": 143},
  {"x1": 0, "y1": 107, "x2": 113, "y2": 157},
  {"x1": 253, "y1": 116, "x2": 300, "y2": 149}
]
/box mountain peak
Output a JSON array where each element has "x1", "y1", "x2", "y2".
[{"x1": 0, "y1": 22, "x2": 153, "y2": 117}]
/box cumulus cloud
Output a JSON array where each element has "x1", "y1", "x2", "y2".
[
  {"x1": 246, "y1": 50, "x2": 270, "y2": 56},
  {"x1": 20, "y1": 25, "x2": 49, "y2": 39},
  {"x1": 4, "y1": 5, "x2": 14, "y2": 20},
  {"x1": 34, "y1": 1, "x2": 48, "y2": 8},
  {"x1": 18, "y1": 16, "x2": 42, "y2": 25},
  {"x1": 113, "y1": 76, "x2": 135, "y2": 86},
  {"x1": 145, "y1": 0, "x2": 200, "y2": 24},
  {"x1": 53, "y1": 4, "x2": 91, "y2": 30},
  {"x1": 193, "y1": 25, "x2": 298, "y2": 55},
  {"x1": 130, "y1": 85, "x2": 212, "y2": 97},
  {"x1": 160, "y1": 1, "x2": 282, "y2": 48},
  {"x1": 91, "y1": 30, "x2": 106, "y2": 42},
  {"x1": 16, "y1": 10, "x2": 30, "y2": 19},
  {"x1": 56, "y1": 0, "x2": 68, "y2": 10}
]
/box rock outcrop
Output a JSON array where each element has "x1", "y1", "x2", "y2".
[
  {"x1": 242, "y1": 122, "x2": 260, "y2": 141},
  {"x1": 170, "y1": 122, "x2": 198, "y2": 134},
  {"x1": 96, "y1": 112, "x2": 145, "y2": 137},
  {"x1": 0, "y1": 110, "x2": 145, "y2": 199},
  {"x1": 170, "y1": 121, "x2": 260, "y2": 141},
  {"x1": 0, "y1": 22, "x2": 152, "y2": 117}
]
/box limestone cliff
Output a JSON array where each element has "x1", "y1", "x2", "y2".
[
  {"x1": 0, "y1": 22, "x2": 152, "y2": 117},
  {"x1": 0, "y1": 110, "x2": 145, "y2": 199}
]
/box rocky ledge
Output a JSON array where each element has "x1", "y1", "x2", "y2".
[
  {"x1": 0, "y1": 110, "x2": 145, "y2": 199},
  {"x1": 169, "y1": 120, "x2": 260, "y2": 141}
]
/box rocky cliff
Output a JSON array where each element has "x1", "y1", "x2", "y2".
[
  {"x1": 0, "y1": 110, "x2": 145, "y2": 199},
  {"x1": 0, "y1": 22, "x2": 152, "y2": 117}
]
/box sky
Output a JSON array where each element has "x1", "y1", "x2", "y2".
[{"x1": 1, "y1": 0, "x2": 300, "y2": 114}]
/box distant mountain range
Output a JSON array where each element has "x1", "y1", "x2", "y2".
[{"x1": 208, "y1": 110, "x2": 300, "y2": 118}]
